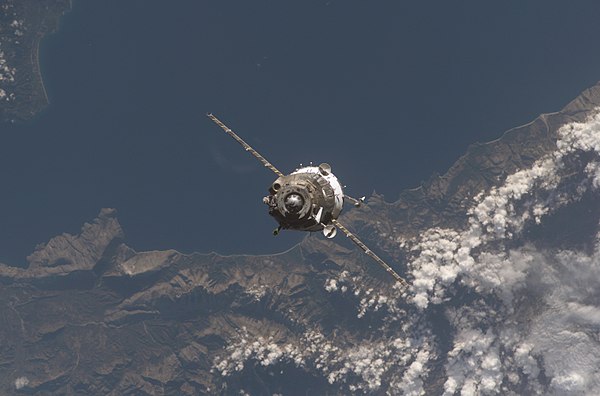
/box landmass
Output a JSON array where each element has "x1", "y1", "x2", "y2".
[
  {"x1": 0, "y1": 0, "x2": 71, "y2": 123},
  {"x1": 1, "y1": 83, "x2": 600, "y2": 394}
]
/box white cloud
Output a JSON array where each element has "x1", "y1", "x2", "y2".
[
  {"x1": 433, "y1": 229, "x2": 600, "y2": 395},
  {"x1": 443, "y1": 327, "x2": 504, "y2": 395},
  {"x1": 214, "y1": 108, "x2": 600, "y2": 394},
  {"x1": 15, "y1": 376, "x2": 29, "y2": 389},
  {"x1": 324, "y1": 278, "x2": 338, "y2": 292},
  {"x1": 407, "y1": 109, "x2": 600, "y2": 309},
  {"x1": 215, "y1": 324, "x2": 435, "y2": 393}
]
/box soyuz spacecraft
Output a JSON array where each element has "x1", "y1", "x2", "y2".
[{"x1": 208, "y1": 114, "x2": 408, "y2": 286}]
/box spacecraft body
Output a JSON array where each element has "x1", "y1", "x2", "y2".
[
  {"x1": 207, "y1": 113, "x2": 408, "y2": 286},
  {"x1": 264, "y1": 164, "x2": 343, "y2": 234}
]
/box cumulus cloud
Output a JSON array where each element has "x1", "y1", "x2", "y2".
[
  {"x1": 14, "y1": 376, "x2": 29, "y2": 389},
  {"x1": 522, "y1": 243, "x2": 600, "y2": 394},
  {"x1": 408, "y1": 109, "x2": 600, "y2": 309},
  {"x1": 215, "y1": 324, "x2": 435, "y2": 393},
  {"x1": 427, "y1": 231, "x2": 600, "y2": 395},
  {"x1": 0, "y1": 45, "x2": 18, "y2": 102},
  {"x1": 215, "y1": 109, "x2": 600, "y2": 394}
]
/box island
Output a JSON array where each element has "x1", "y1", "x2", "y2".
[{"x1": 0, "y1": 0, "x2": 71, "y2": 123}]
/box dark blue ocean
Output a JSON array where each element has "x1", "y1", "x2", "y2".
[{"x1": 2, "y1": 0, "x2": 600, "y2": 265}]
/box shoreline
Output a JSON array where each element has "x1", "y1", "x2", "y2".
[
  {"x1": 33, "y1": 0, "x2": 74, "y2": 109},
  {"x1": 22, "y1": 0, "x2": 73, "y2": 120},
  {"x1": 31, "y1": 35, "x2": 48, "y2": 107}
]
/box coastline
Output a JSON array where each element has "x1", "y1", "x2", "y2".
[
  {"x1": 0, "y1": 0, "x2": 73, "y2": 123},
  {"x1": 31, "y1": 35, "x2": 48, "y2": 108},
  {"x1": 33, "y1": 0, "x2": 74, "y2": 110}
]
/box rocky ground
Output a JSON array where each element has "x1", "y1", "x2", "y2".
[{"x1": 1, "y1": 82, "x2": 600, "y2": 395}]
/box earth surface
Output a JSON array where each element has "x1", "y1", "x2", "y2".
[{"x1": 3, "y1": 1, "x2": 600, "y2": 395}]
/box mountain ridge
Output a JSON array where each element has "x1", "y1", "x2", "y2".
[{"x1": 2, "y1": 82, "x2": 600, "y2": 394}]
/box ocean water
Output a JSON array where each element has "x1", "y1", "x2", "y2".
[{"x1": 2, "y1": 0, "x2": 600, "y2": 265}]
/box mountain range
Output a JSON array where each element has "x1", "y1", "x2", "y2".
[{"x1": 2, "y1": 82, "x2": 600, "y2": 394}]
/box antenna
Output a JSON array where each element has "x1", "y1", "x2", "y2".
[
  {"x1": 207, "y1": 113, "x2": 408, "y2": 286},
  {"x1": 331, "y1": 219, "x2": 409, "y2": 287}
]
